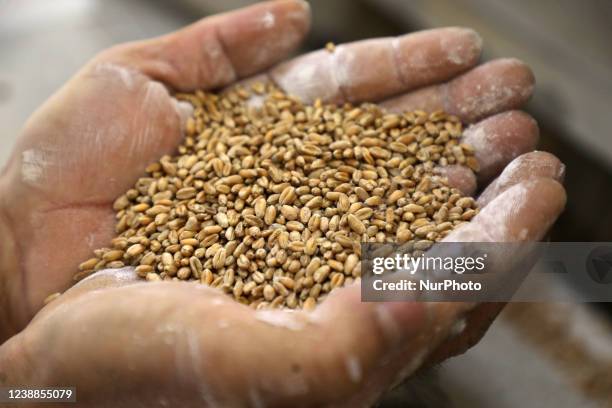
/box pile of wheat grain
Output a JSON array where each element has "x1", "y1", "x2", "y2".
[{"x1": 75, "y1": 83, "x2": 478, "y2": 310}]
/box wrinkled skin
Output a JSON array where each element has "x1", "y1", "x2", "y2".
[{"x1": 0, "y1": 1, "x2": 566, "y2": 406}]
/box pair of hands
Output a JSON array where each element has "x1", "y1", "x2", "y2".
[{"x1": 0, "y1": 1, "x2": 566, "y2": 406}]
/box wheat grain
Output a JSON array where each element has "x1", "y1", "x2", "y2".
[{"x1": 73, "y1": 83, "x2": 479, "y2": 310}]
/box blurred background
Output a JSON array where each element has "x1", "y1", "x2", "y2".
[{"x1": 1, "y1": 0, "x2": 611, "y2": 406}]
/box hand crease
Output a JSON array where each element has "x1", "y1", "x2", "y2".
[{"x1": 39, "y1": 200, "x2": 113, "y2": 214}]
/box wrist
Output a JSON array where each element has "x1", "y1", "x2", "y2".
[
  {"x1": 0, "y1": 182, "x2": 22, "y2": 343},
  {"x1": 0, "y1": 333, "x2": 32, "y2": 387}
]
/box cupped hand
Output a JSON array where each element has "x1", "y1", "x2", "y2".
[{"x1": 0, "y1": 0, "x2": 566, "y2": 405}]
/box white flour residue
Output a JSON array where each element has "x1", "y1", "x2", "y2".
[
  {"x1": 391, "y1": 347, "x2": 429, "y2": 388},
  {"x1": 142, "y1": 80, "x2": 168, "y2": 108},
  {"x1": 450, "y1": 318, "x2": 467, "y2": 337},
  {"x1": 94, "y1": 62, "x2": 137, "y2": 90},
  {"x1": 157, "y1": 322, "x2": 179, "y2": 345},
  {"x1": 261, "y1": 11, "x2": 275, "y2": 28},
  {"x1": 21, "y1": 148, "x2": 47, "y2": 183},
  {"x1": 203, "y1": 40, "x2": 221, "y2": 60},
  {"x1": 210, "y1": 297, "x2": 226, "y2": 306},
  {"x1": 442, "y1": 34, "x2": 465, "y2": 66},
  {"x1": 202, "y1": 40, "x2": 236, "y2": 86},
  {"x1": 21, "y1": 146, "x2": 66, "y2": 185},
  {"x1": 456, "y1": 61, "x2": 533, "y2": 119},
  {"x1": 374, "y1": 304, "x2": 401, "y2": 346},
  {"x1": 85, "y1": 232, "x2": 95, "y2": 249},
  {"x1": 345, "y1": 356, "x2": 362, "y2": 383},
  {"x1": 494, "y1": 154, "x2": 523, "y2": 185},
  {"x1": 173, "y1": 99, "x2": 194, "y2": 135},
  {"x1": 186, "y1": 329, "x2": 208, "y2": 403},
  {"x1": 464, "y1": 123, "x2": 503, "y2": 170},
  {"x1": 255, "y1": 310, "x2": 305, "y2": 331},
  {"x1": 81, "y1": 119, "x2": 127, "y2": 157},
  {"x1": 445, "y1": 183, "x2": 531, "y2": 243},
  {"x1": 443, "y1": 28, "x2": 482, "y2": 65},
  {"x1": 92, "y1": 128, "x2": 104, "y2": 154},
  {"x1": 249, "y1": 6, "x2": 304, "y2": 72},
  {"x1": 446, "y1": 44, "x2": 465, "y2": 65},
  {"x1": 74, "y1": 267, "x2": 138, "y2": 287},
  {"x1": 331, "y1": 44, "x2": 362, "y2": 101},
  {"x1": 129, "y1": 80, "x2": 167, "y2": 156},
  {"x1": 481, "y1": 151, "x2": 563, "y2": 206},
  {"x1": 273, "y1": 54, "x2": 338, "y2": 103},
  {"x1": 556, "y1": 162, "x2": 566, "y2": 180},
  {"x1": 483, "y1": 183, "x2": 530, "y2": 241}
]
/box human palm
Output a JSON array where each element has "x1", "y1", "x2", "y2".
[{"x1": 0, "y1": 1, "x2": 566, "y2": 406}]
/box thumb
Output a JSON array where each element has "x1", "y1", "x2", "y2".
[{"x1": 304, "y1": 283, "x2": 470, "y2": 404}]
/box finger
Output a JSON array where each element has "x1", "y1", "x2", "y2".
[
  {"x1": 32, "y1": 268, "x2": 141, "y2": 324},
  {"x1": 478, "y1": 151, "x2": 565, "y2": 206},
  {"x1": 450, "y1": 177, "x2": 566, "y2": 242},
  {"x1": 97, "y1": 0, "x2": 311, "y2": 91},
  {"x1": 269, "y1": 27, "x2": 482, "y2": 104},
  {"x1": 465, "y1": 110, "x2": 539, "y2": 183},
  {"x1": 426, "y1": 301, "x2": 504, "y2": 365},
  {"x1": 427, "y1": 178, "x2": 566, "y2": 363},
  {"x1": 382, "y1": 58, "x2": 535, "y2": 123},
  {"x1": 72, "y1": 267, "x2": 139, "y2": 289},
  {"x1": 11, "y1": 281, "x2": 448, "y2": 406},
  {"x1": 306, "y1": 284, "x2": 472, "y2": 404},
  {"x1": 437, "y1": 110, "x2": 539, "y2": 192},
  {"x1": 15, "y1": 284, "x2": 248, "y2": 405},
  {"x1": 436, "y1": 165, "x2": 477, "y2": 196}
]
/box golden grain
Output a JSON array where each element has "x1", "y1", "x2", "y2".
[{"x1": 74, "y1": 83, "x2": 478, "y2": 310}]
